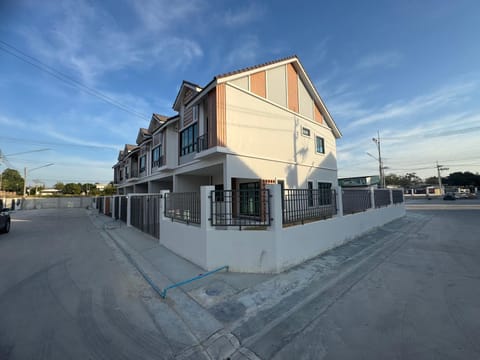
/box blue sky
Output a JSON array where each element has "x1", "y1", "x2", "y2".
[{"x1": 1, "y1": 0, "x2": 479, "y2": 187}]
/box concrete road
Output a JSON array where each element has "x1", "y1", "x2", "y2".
[
  {"x1": 234, "y1": 207, "x2": 480, "y2": 359},
  {"x1": 0, "y1": 209, "x2": 200, "y2": 360}
]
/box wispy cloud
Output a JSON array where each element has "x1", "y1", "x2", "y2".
[
  {"x1": 223, "y1": 3, "x2": 264, "y2": 26},
  {"x1": 16, "y1": 0, "x2": 205, "y2": 84},
  {"x1": 224, "y1": 35, "x2": 260, "y2": 69},
  {"x1": 348, "y1": 81, "x2": 476, "y2": 128},
  {"x1": 356, "y1": 51, "x2": 402, "y2": 70}
]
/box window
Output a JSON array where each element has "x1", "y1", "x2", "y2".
[
  {"x1": 124, "y1": 166, "x2": 129, "y2": 179},
  {"x1": 315, "y1": 136, "x2": 325, "y2": 154},
  {"x1": 307, "y1": 181, "x2": 313, "y2": 207},
  {"x1": 317, "y1": 182, "x2": 332, "y2": 205},
  {"x1": 139, "y1": 155, "x2": 146, "y2": 173},
  {"x1": 119, "y1": 169, "x2": 123, "y2": 181},
  {"x1": 180, "y1": 123, "x2": 198, "y2": 156},
  {"x1": 302, "y1": 127, "x2": 311, "y2": 137},
  {"x1": 239, "y1": 182, "x2": 260, "y2": 217},
  {"x1": 151, "y1": 145, "x2": 163, "y2": 167},
  {"x1": 193, "y1": 105, "x2": 199, "y2": 122}
]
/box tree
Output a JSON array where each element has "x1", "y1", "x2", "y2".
[
  {"x1": 54, "y1": 182, "x2": 65, "y2": 191},
  {"x1": 102, "y1": 183, "x2": 116, "y2": 196},
  {"x1": 1, "y1": 168, "x2": 24, "y2": 194},
  {"x1": 446, "y1": 172, "x2": 480, "y2": 187},
  {"x1": 63, "y1": 183, "x2": 82, "y2": 195}
]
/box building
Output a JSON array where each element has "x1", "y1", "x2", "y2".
[{"x1": 113, "y1": 55, "x2": 342, "y2": 197}]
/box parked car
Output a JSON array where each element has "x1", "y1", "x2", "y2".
[
  {"x1": 0, "y1": 207, "x2": 11, "y2": 233},
  {"x1": 443, "y1": 193, "x2": 456, "y2": 201}
]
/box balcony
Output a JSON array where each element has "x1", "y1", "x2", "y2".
[
  {"x1": 196, "y1": 133, "x2": 208, "y2": 153},
  {"x1": 152, "y1": 156, "x2": 165, "y2": 169}
]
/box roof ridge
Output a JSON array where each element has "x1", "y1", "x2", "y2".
[{"x1": 216, "y1": 54, "x2": 298, "y2": 79}]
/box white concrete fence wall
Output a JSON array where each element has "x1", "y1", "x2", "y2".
[{"x1": 157, "y1": 185, "x2": 405, "y2": 273}]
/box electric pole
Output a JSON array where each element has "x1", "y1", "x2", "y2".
[
  {"x1": 372, "y1": 131, "x2": 385, "y2": 188},
  {"x1": 436, "y1": 161, "x2": 449, "y2": 195}
]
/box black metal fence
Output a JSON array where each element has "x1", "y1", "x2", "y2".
[
  {"x1": 96, "y1": 196, "x2": 104, "y2": 213},
  {"x1": 114, "y1": 197, "x2": 120, "y2": 220},
  {"x1": 164, "y1": 192, "x2": 200, "y2": 224},
  {"x1": 392, "y1": 189, "x2": 404, "y2": 204},
  {"x1": 342, "y1": 189, "x2": 372, "y2": 215},
  {"x1": 282, "y1": 189, "x2": 337, "y2": 225},
  {"x1": 210, "y1": 189, "x2": 271, "y2": 228},
  {"x1": 374, "y1": 189, "x2": 391, "y2": 208},
  {"x1": 120, "y1": 196, "x2": 127, "y2": 222},
  {"x1": 130, "y1": 194, "x2": 162, "y2": 237}
]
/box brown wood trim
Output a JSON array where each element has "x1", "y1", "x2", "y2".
[
  {"x1": 287, "y1": 63, "x2": 298, "y2": 113},
  {"x1": 250, "y1": 70, "x2": 266, "y2": 98},
  {"x1": 314, "y1": 104, "x2": 324, "y2": 123},
  {"x1": 216, "y1": 83, "x2": 227, "y2": 147},
  {"x1": 207, "y1": 88, "x2": 217, "y2": 147}
]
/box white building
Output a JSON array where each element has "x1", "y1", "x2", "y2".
[{"x1": 113, "y1": 55, "x2": 341, "y2": 197}]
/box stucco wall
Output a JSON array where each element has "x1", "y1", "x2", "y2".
[{"x1": 225, "y1": 84, "x2": 337, "y2": 179}]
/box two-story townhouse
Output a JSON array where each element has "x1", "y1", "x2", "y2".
[{"x1": 114, "y1": 56, "x2": 342, "y2": 204}]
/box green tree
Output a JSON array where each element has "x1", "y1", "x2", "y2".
[
  {"x1": 1, "y1": 168, "x2": 24, "y2": 194},
  {"x1": 63, "y1": 183, "x2": 82, "y2": 195},
  {"x1": 102, "y1": 183, "x2": 116, "y2": 195},
  {"x1": 54, "y1": 182, "x2": 65, "y2": 191}
]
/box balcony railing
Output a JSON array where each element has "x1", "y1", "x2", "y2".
[
  {"x1": 152, "y1": 156, "x2": 165, "y2": 168},
  {"x1": 196, "y1": 133, "x2": 209, "y2": 153}
]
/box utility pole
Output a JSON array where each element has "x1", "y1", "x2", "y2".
[
  {"x1": 372, "y1": 131, "x2": 385, "y2": 188},
  {"x1": 436, "y1": 161, "x2": 449, "y2": 195},
  {"x1": 23, "y1": 163, "x2": 54, "y2": 197}
]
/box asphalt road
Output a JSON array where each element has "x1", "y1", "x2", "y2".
[
  {"x1": 240, "y1": 205, "x2": 480, "y2": 359},
  {"x1": 0, "y1": 209, "x2": 191, "y2": 360}
]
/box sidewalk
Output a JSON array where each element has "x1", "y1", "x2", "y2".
[{"x1": 88, "y1": 209, "x2": 422, "y2": 359}]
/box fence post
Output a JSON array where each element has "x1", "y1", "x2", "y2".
[
  {"x1": 201, "y1": 186, "x2": 215, "y2": 230},
  {"x1": 370, "y1": 188, "x2": 375, "y2": 209},
  {"x1": 111, "y1": 196, "x2": 116, "y2": 219},
  {"x1": 335, "y1": 186, "x2": 344, "y2": 217},
  {"x1": 159, "y1": 190, "x2": 169, "y2": 221},
  {"x1": 389, "y1": 189, "x2": 393, "y2": 205},
  {"x1": 266, "y1": 184, "x2": 282, "y2": 232},
  {"x1": 126, "y1": 195, "x2": 132, "y2": 227}
]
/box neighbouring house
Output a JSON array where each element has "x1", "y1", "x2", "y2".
[
  {"x1": 338, "y1": 175, "x2": 380, "y2": 188},
  {"x1": 113, "y1": 55, "x2": 342, "y2": 200}
]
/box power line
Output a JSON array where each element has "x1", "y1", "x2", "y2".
[
  {"x1": 0, "y1": 136, "x2": 119, "y2": 150},
  {"x1": 0, "y1": 40, "x2": 149, "y2": 120}
]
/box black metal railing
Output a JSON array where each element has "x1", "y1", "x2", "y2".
[
  {"x1": 164, "y1": 192, "x2": 200, "y2": 224},
  {"x1": 392, "y1": 189, "x2": 404, "y2": 204},
  {"x1": 374, "y1": 189, "x2": 391, "y2": 208},
  {"x1": 342, "y1": 189, "x2": 372, "y2": 215},
  {"x1": 152, "y1": 156, "x2": 165, "y2": 168},
  {"x1": 120, "y1": 196, "x2": 127, "y2": 222},
  {"x1": 197, "y1": 133, "x2": 209, "y2": 153},
  {"x1": 282, "y1": 189, "x2": 337, "y2": 225},
  {"x1": 210, "y1": 189, "x2": 271, "y2": 228},
  {"x1": 130, "y1": 194, "x2": 162, "y2": 238},
  {"x1": 114, "y1": 197, "x2": 120, "y2": 220}
]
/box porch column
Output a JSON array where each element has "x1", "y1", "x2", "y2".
[{"x1": 335, "y1": 186, "x2": 343, "y2": 217}]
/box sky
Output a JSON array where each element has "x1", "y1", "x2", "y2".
[{"x1": 1, "y1": 0, "x2": 479, "y2": 187}]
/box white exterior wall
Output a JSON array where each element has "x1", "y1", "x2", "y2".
[
  {"x1": 165, "y1": 125, "x2": 178, "y2": 168},
  {"x1": 224, "y1": 84, "x2": 336, "y2": 188}
]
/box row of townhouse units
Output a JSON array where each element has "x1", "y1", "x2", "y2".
[{"x1": 113, "y1": 55, "x2": 342, "y2": 197}]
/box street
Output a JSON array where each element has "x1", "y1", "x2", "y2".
[
  {"x1": 0, "y1": 209, "x2": 197, "y2": 360},
  {"x1": 1, "y1": 203, "x2": 480, "y2": 359}
]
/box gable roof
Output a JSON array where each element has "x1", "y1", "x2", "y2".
[
  {"x1": 136, "y1": 128, "x2": 151, "y2": 145},
  {"x1": 148, "y1": 113, "x2": 168, "y2": 133},
  {"x1": 216, "y1": 55, "x2": 298, "y2": 79},
  {"x1": 172, "y1": 80, "x2": 203, "y2": 111}
]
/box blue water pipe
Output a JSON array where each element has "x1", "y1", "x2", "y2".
[{"x1": 161, "y1": 265, "x2": 229, "y2": 299}]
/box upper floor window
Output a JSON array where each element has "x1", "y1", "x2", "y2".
[
  {"x1": 180, "y1": 123, "x2": 198, "y2": 156},
  {"x1": 139, "y1": 155, "x2": 146, "y2": 173},
  {"x1": 193, "y1": 105, "x2": 199, "y2": 122},
  {"x1": 315, "y1": 136, "x2": 325, "y2": 154},
  {"x1": 151, "y1": 145, "x2": 163, "y2": 168},
  {"x1": 302, "y1": 127, "x2": 311, "y2": 137}
]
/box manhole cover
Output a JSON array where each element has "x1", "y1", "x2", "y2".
[{"x1": 205, "y1": 288, "x2": 220, "y2": 296}]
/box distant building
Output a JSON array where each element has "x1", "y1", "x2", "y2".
[
  {"x1": 39, "y1": 188, "x2": 62, "y2": 196},
  {"x1": 338, "y1": 175, "x2": 380, "y2": 188}
]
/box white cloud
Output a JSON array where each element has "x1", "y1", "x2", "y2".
[
  {"x1": 224, "y1": 35, "x2": 260, "y2": 69},
  {"x1": 348, "y1": 81, "x2": 476, "y2": 128},
  {"x1": 223, "y1": 3, "x2": 264, "y2": 26},
  {"x1": 356, "y1": 51, "x2": 402, "y2": 70}
]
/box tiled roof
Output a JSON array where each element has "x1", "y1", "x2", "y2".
[{"x1": 216, "y1": 55, "x2": 298, "y2": 79}]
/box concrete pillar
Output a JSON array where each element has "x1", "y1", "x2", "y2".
[
  {"x1": 370, "y1": 188, "x2": 376, "y2": 209},
  {"x1": 126, "y1": 195, "x2": 132, "y2": 227},
  {"x1": 389, "y1": 189, "x2": 393, "y2": 205},
  {"x1": 159, "y1": 190, "x2": 170, "y2": 221},
  {"x1": 201, "y1": 186, "x2": 215, "y2": 230},
  {"x1": 266, "y1": 184, "x2": 282, "y2": 233},
  {"x1": 335, "y1": 186, "x2": 344, "y2": 217}
]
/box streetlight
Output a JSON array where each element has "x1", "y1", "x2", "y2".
[
  {"x1": 372, "y1": 131, "x2": 385, "y2": 188},
  {"x1": 436, "y1": 161, "x2": 449, "y2": 195},
  {"x1": 23, "y1": 163, "x2": 54, "y2": 197}
]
